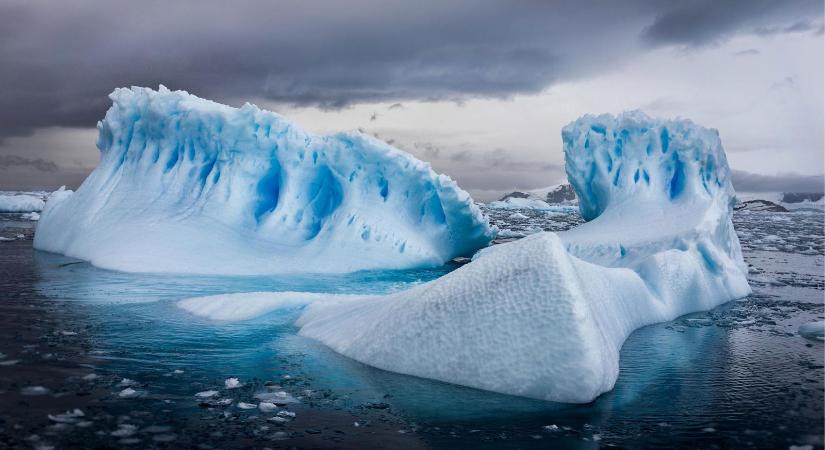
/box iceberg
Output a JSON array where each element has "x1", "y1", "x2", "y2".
[
  {"x1": 288, "y1": 111, "x2": 752, "y2": 403},
  {"x1": 486, "y1": 196, "x2": 553, "y2": 210},
  {"x1": 0, "y1": 193, "x2": 45, "y2": 213},
  {"x1": 34, "y1": 87, "x2": 492, "y2": 274}
]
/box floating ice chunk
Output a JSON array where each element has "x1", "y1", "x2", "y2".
[
  {"x1": 294, "y1": 112, "x2": 751, "y2": 403},
  {"x1": 111, "y1": 424, "x2": 138, "y2": 437},
  {"x1": 21, "y1": 386, "x2": 50, "y2": 396},
  {"x1": 118, "y1": 378, "x2": 136, "y2": 386},
  {"x1": 21, "y1": 212, "x2": 41, "y2": 221},
  {"x1": 48, "y1": 409, "x2": 84, "y2": 423},
  {"x1": 224, "y1": 378, "x2": 242, "y2": 389},
  {"x1": 798, "y1": 321, "x2": 825, "y2": 341},
  {"x1": 508, "y1": 212, "x2": 529, "y2": 220},
  {"x1": 254, "y1": 390, "x2": 298, "y2": 404},
  {"x1": 195, "y1": 390, "x2": 219, "y2": 398},
  {"x1": 0, "y1": 193, "x2": 45, "y2": 213},
  {"x1": 237, "y1": 402, "x2": 257, "y2": 410},
  {"x1": 258, "y1": 402, "x2": 278, "y2": 412},
  {"x1": 118, "y1": 388, "x2": 140, "y2": 398},
  {"x1": 34, "y1": 86, "x2": 492, "y2": 275}
]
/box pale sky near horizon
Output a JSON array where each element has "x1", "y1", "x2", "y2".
[{"x1": 0, "y1": 0, "x2": 822, "y2": 200}]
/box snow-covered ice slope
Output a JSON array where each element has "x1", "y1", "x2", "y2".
[
  {"x1": 291, "y1": 111, "x2": 751, "y2": 403},
  {"x1": 34, "y1": 87, "x2": 492, "y2": 274}
]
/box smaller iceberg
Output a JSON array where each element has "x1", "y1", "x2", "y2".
[
  {"x1": 486, "y1": 197, "x2": 553, "y2": 210},
  {"x1": 288, "y1": 112, "x2": 752, "y2": 403},
  {"x1": 0, "y1": 193, "x2": 45, "y2": 213},
  {"x1": 34, "y1": 87, "x2": 492, "y2": 274}
]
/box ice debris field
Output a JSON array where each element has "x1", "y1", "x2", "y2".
[
  {"x1": 32, "y1": 87, "x2": 755, "y2": 403},
  {"x1": 34, "y1": 86, "x2": 492, "y2": 274}
]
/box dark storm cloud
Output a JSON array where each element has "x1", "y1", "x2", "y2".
[
  {"x1": 732, "y1": 170, "x2": 824, "y2": 193},
  {"x1": 0, "y1": 155, "x2": 58, "y2": 172},
  {"x1": 642, "y1": 0, "x2": 822, "y2": 47},
  {"x1": 1, "y1": 0, "x2": 821, "y2": 140}
]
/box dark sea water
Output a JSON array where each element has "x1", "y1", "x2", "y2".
[{"x1": 0, "y1": 206, "x2": 822, "y2": 449}]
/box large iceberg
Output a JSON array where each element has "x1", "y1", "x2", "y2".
[
  {"x1": 34, "y1": 87, "x2": 492, "y2": 274},
  {"x1": 274, "y1": 112, "x2": 749, "y2": 403}
]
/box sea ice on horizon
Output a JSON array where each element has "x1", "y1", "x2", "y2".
[{"x1": 34, "y1": 86, "x2": 492, "y2": 274}]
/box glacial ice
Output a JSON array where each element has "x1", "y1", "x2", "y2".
[
  {"x1": 291, "y1": 111, "x2": 752, "y2": 403},
  {"x1": 0, "y1": 193, "x2": 45, "y2": 213},
  {"x1": 34, "y1": 86, "x2": 492, "y2": 274}
]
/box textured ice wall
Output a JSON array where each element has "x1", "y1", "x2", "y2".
[
  {"x1": 34, "y1": 87, "x2": 492, "y2": 274},
  {"x1": 291, "y1": 111, "x2": 751, "y2": 403},
  {"x1": 564, "y1": 111, "x2": 734, "y2": 221}
]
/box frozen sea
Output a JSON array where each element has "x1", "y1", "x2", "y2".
[{"x1": 0, "y1": 201, "x2": 822, "y2": 449}]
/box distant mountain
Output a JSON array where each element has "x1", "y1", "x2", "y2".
[
  {"x1": 780, "y1": 192, "x2": 824, "y2": 203},
  {"x1": 499, "y1": 183, "x2": 578, "y2": 205}
]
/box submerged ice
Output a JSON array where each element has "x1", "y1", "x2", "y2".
[
  {"x1": 277, "y1": 112, "x2": 749, "y2": 403},
  {"x1": 34, "y1": 87, "x2": 491, "y2": 274}
]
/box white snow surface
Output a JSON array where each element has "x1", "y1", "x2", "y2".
[
  {"x1": 34, "y1": 86, "x2": 492, "y2": 274},
  {"x1": 0, "y1": 193, "x2": 45, "y2": 213},
  {"x1": 180, "y1": 111, "x2": 751, "y2": 403}
]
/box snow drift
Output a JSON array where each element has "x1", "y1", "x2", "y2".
[
  {"x1": 34, "y1": 87, "x2": 492, "y2": 274},
  {"x1": 286, "y1": 111, "x2": 751, "y2": 402}
]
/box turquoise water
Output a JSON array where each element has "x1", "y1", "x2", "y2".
[{"x1": 0, "y1": 208, "x2": 823, "y2": 448}]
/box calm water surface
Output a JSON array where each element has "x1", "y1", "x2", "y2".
[{"x1": 0, "y1": 207, "x2": 822, "y2": 449}]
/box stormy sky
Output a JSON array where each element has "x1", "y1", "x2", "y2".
[{"x1": 0, "y1": 0, "x2": 822, "y2": 199}]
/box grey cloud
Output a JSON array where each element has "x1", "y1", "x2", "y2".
[
  {"x1": 642, "y1": 0, "x2": 821, "y2": 47},
  {"x1": 734, "y1": 49, "x2": 760, "y2": 56},
  {"x1": 0, "y1": 155, "x2": 58, "y2": 172},
  {"x1": 1, "y1": 0, "x2": 821, "y2": 140},
  {"x1": 412, "y1": 142, "x2": 442, "y2": 159},
  {"x1": 769, "y1": 77, "x2": 796, "y2": 91},
  {"x1": 732, "y1": 170, "x2": 824, "y2": 193},
  {"x1": 754, "y1": 19, "x2": 824, "y2": 36}
]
